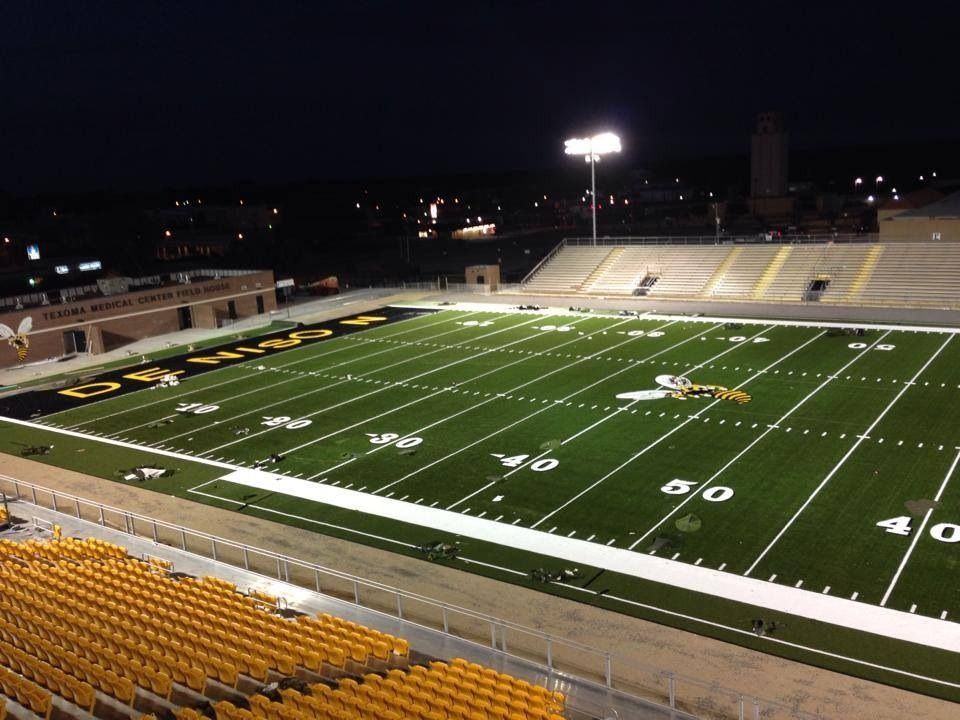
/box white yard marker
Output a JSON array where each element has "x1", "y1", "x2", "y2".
[
  {"x1": 717, "y1": 563, "x2": 726, "y2": 571},
  {"x1": 795, "y1": 579, "x2": 803, "y2": 588},
  {"x1": 851, "y1": 592, "x2": 859, "y2": 601},
  {"x1": 822, "y1": 586, "x2": 831, "y2": 594},
  {"x1": 768, "y1": 574, "x2": 777, "y2": 582},
  {"x1": 532, "y1": 326, "x2": 807, "y2": 528},
  {"x1": 210, "y1": 313, "x2": 572, "y2": 458},
  {"x1": 910, "y1": 604, "x2": 917, "y2": 614},
  {"x1": 880, "y1": 446, "x2": 960, "y2": 606},
  {"x1": 133, "y1": 316, "x2": 501, "y2": 445},
  {"x1": 63, "y1": 310, "x2": 476, "y2": 428},
  {"x1": 747, "y1": 335, "x2": 954, "y2": 577},
  {"x1": 375, "y1": 320, "x2": 715, "y2": 503},
  {"x1": 630, "y1": 331, "x2": 891, "y2": 550}
]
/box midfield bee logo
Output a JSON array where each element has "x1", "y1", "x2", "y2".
[
  {"x1": 616, "y1": 374, "x2": 752, "y2": 404},
  {"x1": 0, "y1": 317, "x2": 33, "y2": 363}
]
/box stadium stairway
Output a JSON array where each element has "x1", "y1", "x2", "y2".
[
  {"x1": 842, "y1": 245, "x2": 885, "y2": 302},
  {"x1": 750, "y1": 246, "x2": 792, "y2": 300},
  {"x1": 700, "y1": 246, "x2": 740, "y2": 296},
  {"x1": 0, "y1": 504, "x2": 693, "y2": 720},
  {"x1": 578, "y1": 248, "x2": 624, "y2": 293}
]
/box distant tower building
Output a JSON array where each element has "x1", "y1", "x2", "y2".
[{"x1": 750, "y1": 112, "x2": 789, "y2": 198}]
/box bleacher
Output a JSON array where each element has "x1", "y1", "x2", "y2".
[
  {"x1": 521, "y1": 247, "x2": 608, "y2": 295},
  {"x1": 520, "y1": 241, "x2": 960, "y2": 309},
  {"x1": 0, "y1": 536, "x2": 566, "y2": 720},
  {"x1": 849, "y1": 242, "x2": 960, "y2": 307},
  {"x1": 705, "y1": 246, "x2": 778, "y2": 299}
]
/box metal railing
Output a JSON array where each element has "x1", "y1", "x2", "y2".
[
  {"x1": 0, "y1": 474, "x2": 826, "y2": 720},
  {"x1": 563, "y1": 234, "x2": 878, "y2": 246},
  {"x1": 521, "y1": 240, "x2": 566, "y2": 284}
]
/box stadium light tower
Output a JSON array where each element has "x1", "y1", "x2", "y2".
[{"x1": 565, "y1": 132, "x2": 621, "y2": 244}]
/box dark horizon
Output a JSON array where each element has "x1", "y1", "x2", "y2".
[{"x1": 4, "y1": 1, "x2": 960, "y2": 194}]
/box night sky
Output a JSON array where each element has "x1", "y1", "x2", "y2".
[{"x1": 3, "y1": 1, "x2": 958, "y2": 192}]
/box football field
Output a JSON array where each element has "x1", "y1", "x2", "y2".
[{"x1": 2, "y1": 304, "x2": 959, "y2": 698}]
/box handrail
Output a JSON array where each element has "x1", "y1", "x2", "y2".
[
  {"x1": 0, "y1": 473, "x2": 825, "y2": 720},
  {"x1": 563, "y1": 234, "x2": 879, "y2": 246},
  {"x1": 521, "y1": 239, "x2": 567, "y2": 285}
]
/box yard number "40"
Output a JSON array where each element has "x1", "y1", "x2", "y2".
[
  {"x1": 491, "y1": 454, "x2": 559, "y2": 472},
  {"x1": 877, "y1": 516, "x2": 960, "y2": 543}
]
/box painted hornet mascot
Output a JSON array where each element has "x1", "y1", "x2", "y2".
[
  {"x1": 0, "y1": 317, "x2": 33, "y2": 363},
  {"x1": 617, "y1": 374, "x2": 751, "y2": 404}
]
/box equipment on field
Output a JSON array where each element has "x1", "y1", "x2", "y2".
[
  {"x1": 20, "y1": 444, "x2": 54, "y2": 457},
  {"x1": 416, "y1": 540, "x2": 460, "y2": 561}
]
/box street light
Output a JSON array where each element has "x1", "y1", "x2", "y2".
[
  {"x1": 854, "y1": 177, "x2": 863, "y2": 193},
  {"x1": 565, "y1": 132, "x2": 622, "y2": 244}
]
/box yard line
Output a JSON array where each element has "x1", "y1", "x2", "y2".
[
  {"x1": 312, "y1": 316, "x2": 684, "y2": 479},
  {"x1": 503, "y1": 326, "x2": 775, "y2": 481},
  {"x1": 61, "y1": 309, "x2": 477, "y2": 428},
  {"x1": 445, "y1": 324, "x2": 757, "y2": 509},
  {"x1": 880, "y1": 446, "x2": 960, "y2": 606},
  {"x1": 104, "y1": 314, "x2": 489, "y2": 437},
  {"x1": 373, "y1": 321, "x2": 720, "y2": 498},
  {"x1": 534, "y1": 329, "x2": 827, "y2": 531},
  {"x1": 744, "y1": 334, "x2": 954, "y2": 576},
  {"x1": 198, "y1": 312, "x2": 559, "y2": 455},
  {"x1": 628, "y1": 330, "x2": 892, "y2": 550},
  {"x1": 277, "y1": 315, "x2": 611, "y2": 469},
  {"x1": 136, "y1": 314, "x2": 527, "y2": 444}
]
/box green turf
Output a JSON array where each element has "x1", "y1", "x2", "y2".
[{"x1": 3, "y1": 307, "x2": 960, "y2": 700}]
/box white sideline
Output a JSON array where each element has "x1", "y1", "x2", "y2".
[
  {"x1": 211, "y1": 467, "x2": 960, "y2": 654},
  {"x1": 394, "y1": 301, "x2": 960, "y2": 335},
  {"x1": 3, "y1": 411, "x2": 958, "y2": 655}
]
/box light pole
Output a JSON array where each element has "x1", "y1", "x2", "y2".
[{"x1": 565, "y1": 132, "x2": 621, "y2": 244}]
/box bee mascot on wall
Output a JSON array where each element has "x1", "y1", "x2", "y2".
[{"x1": 0, "y1": 317, "x2": 34, "y2": 363}]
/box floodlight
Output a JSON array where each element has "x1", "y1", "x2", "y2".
[{"x1": 564, "y1": 132, "x2": 621, "y2": 243}]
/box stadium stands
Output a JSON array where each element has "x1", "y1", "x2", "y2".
[
  {"x1": 522, "y1": 247, "x2": 609, "y2": 295},
  {"x1": 521, "y1": 241, "x2": 960, "y2": 308},
  {"x1": 0, "y1": 535, "x2": 566, "y2": 720}
]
